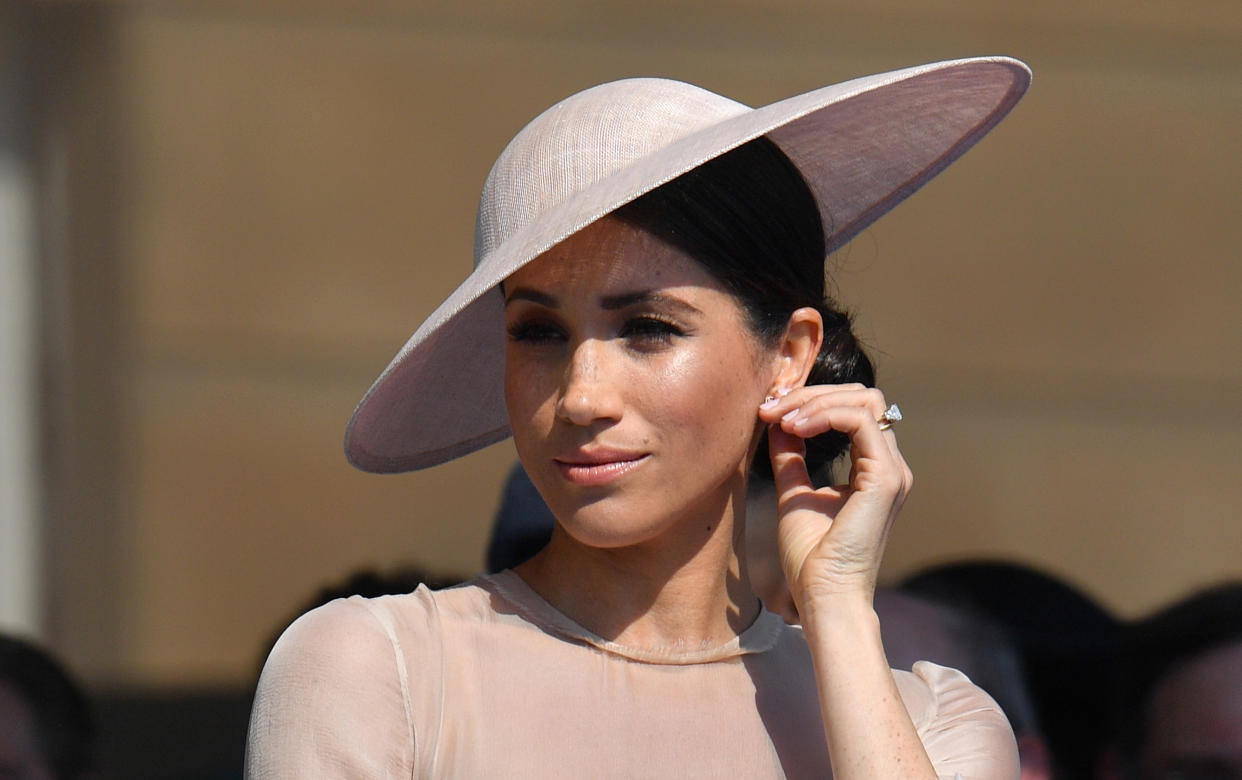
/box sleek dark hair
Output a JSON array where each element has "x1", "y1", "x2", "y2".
[
  {"x1": 614, "y1": 136, "x2": 874, "y2": 480},
  {"x1": 0, "y1": 634, "x2": 96, "y2": 779}
]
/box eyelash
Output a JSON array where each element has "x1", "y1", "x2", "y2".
[
  {"x1": 619, "y1": 316, "x2": 684, "y2": 346},
  {"x1": 505, "y1": 316, "x2": 685, "y2": 347},
  {"x1": 506, "y1": 320, "x2": 565, "y2": 344}
]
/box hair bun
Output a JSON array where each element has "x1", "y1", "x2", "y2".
[{"x1": 812, "y1": 303, "x2": 874, "y2": 389}]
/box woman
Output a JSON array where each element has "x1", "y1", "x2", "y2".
[{"x1": 247, "y1": 57, "x2": 1030, "y2": 778}]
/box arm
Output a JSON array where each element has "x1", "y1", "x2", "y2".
[
  {"x1": 758, "y1": 385, "x2": 983, "y2": 780},
  {"x1": 801, "y1": 588, "x2": 936, "y2": 779},
  {"x1": 245, "y1": 598, "x2": 416, "y2": 779}
]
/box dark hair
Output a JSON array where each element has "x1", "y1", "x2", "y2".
[
  {"x1": 0, "y1": 634, "x2": 96, "y2": 779},
  {"x1": 614, "y1": 136, "x2": 874, "y2": 481},
  {"x1": 1110, "y1": 582, "x2": 1242, "y2": 769}
]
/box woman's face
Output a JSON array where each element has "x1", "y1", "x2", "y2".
[{"x1": 503, "y1": 215, "x2": 775, "y2": 550}]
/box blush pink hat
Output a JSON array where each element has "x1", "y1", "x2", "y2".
[{"x1": 345, "y1": 56, "x2": 1031, "y2": 473}]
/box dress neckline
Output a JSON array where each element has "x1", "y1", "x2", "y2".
[{"x1": 482, "y1": 569, "x2": 787, "y2": 665}]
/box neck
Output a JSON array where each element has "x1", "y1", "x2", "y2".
[{"x1": 515, "y1": 489, "x2": 760, "y2": 653}]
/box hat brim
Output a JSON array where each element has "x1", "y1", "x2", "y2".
[{"x1": 345, "y1": 56, "x2": 1031, "y2": 473}]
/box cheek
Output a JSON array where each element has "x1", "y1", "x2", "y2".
[
  {"x1": 503, "y1": 349, "x2": 554, "y2": 439},
  {"x1": 653, "y1": 340, "x2": 765, "y2": 438}
]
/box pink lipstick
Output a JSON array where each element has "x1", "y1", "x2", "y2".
[{"x1": 554, "y1": 449, "x2": 647, "y2": 486}]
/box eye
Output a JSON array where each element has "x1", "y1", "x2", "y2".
[
  {"x1": 619, "y1": 315, "x2": 683, "y2": 347},
  {"x1": 506, "y1": 318, "x2": 566, "y2": 344}
]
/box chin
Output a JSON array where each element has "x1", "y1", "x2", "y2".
[{"x1": 550, "y1": 494, "x2": 679, "y2": 551}]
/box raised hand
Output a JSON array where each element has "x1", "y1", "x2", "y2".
[{"x1": 756, "y1": 384, "x2": 912, "y2": 612}]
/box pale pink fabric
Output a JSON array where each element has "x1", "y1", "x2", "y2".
[{"x1": 246, "y1": 570, "x2": 1019, "y2": 779}]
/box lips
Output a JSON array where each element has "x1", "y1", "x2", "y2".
[{"x1": 553, "y1": 448, "x2": 648, "y2": 487}]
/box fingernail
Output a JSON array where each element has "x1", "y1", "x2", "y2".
[
  {"x1": 781, "y1": 409, "x2": 800, "y2": 422},
  {"x1": 776, "y1": 387, "x2": 791, "y2": 398},
  {"x1": 760, "y1": 396, "x2": 778, "y2": 410}
]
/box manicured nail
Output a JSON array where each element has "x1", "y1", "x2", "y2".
[
  {"x1": 760, "y1": 396, "x2": 779, "y2": 409},
  {"x1": 781, "y1": 409, "x2": 800, "y2": 422}
]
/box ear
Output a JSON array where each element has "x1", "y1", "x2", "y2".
[{"x1": 768, "y1": 307, "x2": 823, "y2": 393}]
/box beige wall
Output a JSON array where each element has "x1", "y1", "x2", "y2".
[{"x1": 29, "y1": 2, "x2": 1242, "y2": 686}]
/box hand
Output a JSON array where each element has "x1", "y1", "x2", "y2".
[{"x1": 756, "y1": 384, "x2": 913, "y2": 611}]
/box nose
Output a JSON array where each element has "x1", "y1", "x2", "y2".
[{"x1": 555, "y1": 340, "x2": 624, "y2": 427}]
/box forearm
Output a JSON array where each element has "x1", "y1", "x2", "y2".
[{"x1": 800, "y1": 595, "x2": 937, "y2": 780}]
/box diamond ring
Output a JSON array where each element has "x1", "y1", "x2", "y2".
[{"x1": 877, "y1": 403, "x2": 902, "y2": 431}]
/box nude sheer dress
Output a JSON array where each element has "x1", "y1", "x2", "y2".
[{"x1": 246, "y1": 570, "x2": 1018, "y2": 779}]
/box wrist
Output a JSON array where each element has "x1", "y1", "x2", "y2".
[{"x1": 797, "y1": 591, "x2": 881, "y2": 642}]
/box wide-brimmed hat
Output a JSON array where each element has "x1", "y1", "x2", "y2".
[{"x1": 345, "y1": 56, "x2": 1031, "y2": 473}]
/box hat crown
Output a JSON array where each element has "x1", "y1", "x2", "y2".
[{"x1": 473, "y1": 78, "x2": 748, "y2": 269}]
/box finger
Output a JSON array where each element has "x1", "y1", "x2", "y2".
[
  {"x1": 776, "y1": 387, "x2": 907, "y2": 463},
  {"x1": 779, "y1": 387, "x2": 890, "y2": 425},
  {"x1": 766, "y1": 423, "x2": 813, "y2": 502},
  {"x1": 779, "y1": 401, "x2": 880, "y2": 444},
  {"x1": 760, "y1": 386, "x2": 910, "y2": 493},
  {"x1": 757, "y1": 383, "x2": 872, "y2": 422},
  {"x1": 780, "y1": 405, "x2": 898, "y2": 490},
  {"x1": 761, "y1": 388, "x2": 892, "y2": 450}
]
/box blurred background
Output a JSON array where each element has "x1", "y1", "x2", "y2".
[{"x1": 1, "y1": 0, "x2": 1239, "y2": 776}]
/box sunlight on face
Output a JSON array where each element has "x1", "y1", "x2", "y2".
[{"x1": 503, "y1": 216, "x2": 775, "y2": 550}]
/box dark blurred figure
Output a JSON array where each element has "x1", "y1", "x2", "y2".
[
  {"x1": 876, "y1": 588, "x2": 1053, "y2": 779},
  {"x1": 901, "y1": 560, "x2": 1121, "y2": 780},
  {"x1": 1102, "y1": 582, "x2": 1242, "y2": 780},
  {"x1": 0, "y1": 634, "x2": 97, "y2": 780},
  {"x1": 296, "y1": 565, "x2": 465, "y2": 605},
  {"x1": 486, "y1": 463, "x2": 557, "y2": 573}
]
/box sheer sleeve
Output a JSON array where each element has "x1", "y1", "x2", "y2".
[
  {"x1": 245, "y1": 597, "x2": 417, "y2": 779},
  {"x1": 896, "y1": 661, "x2": 1021, "y2": 780}
]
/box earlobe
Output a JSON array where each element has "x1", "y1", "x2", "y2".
[{"x1": 763, "y1": 387, "x2": 791, "y2": 406}]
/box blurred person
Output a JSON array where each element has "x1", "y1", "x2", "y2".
[
  {"x1": 0, "y1": 634, "x2": 96, "y2": 780},
  {"x1": 902, "y1": 561, "x2": 1122, "y2": 780},
  {"x1": 485, "y1": 462, "x2": 557, "y2": 574},
  {"x1": 1102, "y1": 583, "x2": 1242, "y2": 780},
  {"x1": 876, "y1": 588, "x2": 1054, "y2": 780},
  {"x1": 249, "y1": 58, "x2": 1031, "y2": 778}
]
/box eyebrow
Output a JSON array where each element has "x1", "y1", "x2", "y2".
[
  {"x1": 504, "y1": 287, "x2": 557, "y2": 307},
  {"x1": 601, "y1": 290, "x2": 703, "y2": 316},
  {"x1": 504, "y1": 287, "x2": 704, "y2": 316}
]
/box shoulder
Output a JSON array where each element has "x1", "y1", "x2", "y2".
[
  {"x1": 252, "y1": 579, "x2": 501, "y2": 697},
  {"x1": 261, "y1": 594, "x2": 414, "y2": 683},
  {"x1": 244, "y1": 597, "x2": 413, "y2": 778},
  {"x1": 246, "y1": 583, "x2": 492, "y2": 778},
  {"x1": 894, "y1": 661, "x2": 1021, "y2": 780}
]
